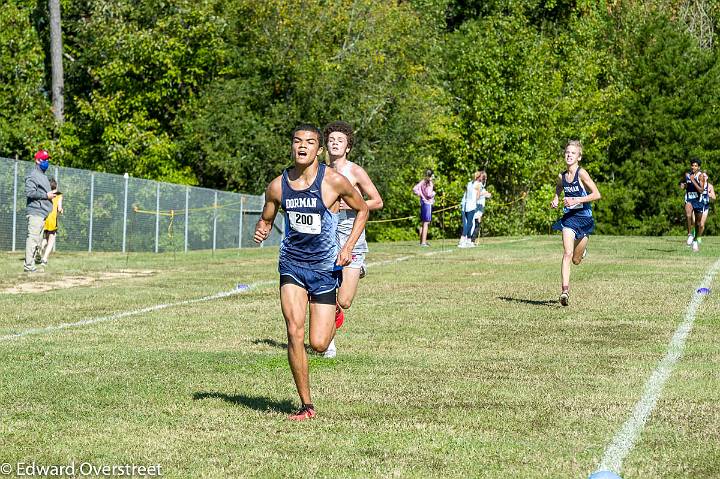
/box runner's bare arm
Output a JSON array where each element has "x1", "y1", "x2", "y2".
[
  {"x1": 690, "y1": 172, "x2": 707, "y2": 191},
  {"x1": 353, "y1": 166, "x2": 383, "y2": 211},
  {"x1": 551, "y1": 175, "x2": 562, "y2": 208},
  {"x1": 254, "y1": 176, "x2": 282, "y2": 243}
]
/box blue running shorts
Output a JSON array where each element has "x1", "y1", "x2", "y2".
[
  {"x1": 278, "y1": 262, "x2": 342, "y2": 303},
  {"x1": 552, "y1": 213, "x2": 595, "y2": 239}
]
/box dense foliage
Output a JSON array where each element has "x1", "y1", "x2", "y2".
[
  {"x1": 1, "y1": 0, "x2": 719, "y2": 238},
  {"x1": 0, "y1": 1, "x2": 55, "y2": 157}
]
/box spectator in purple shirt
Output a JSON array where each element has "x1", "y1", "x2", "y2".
[{"x1": 413, "y1": 169, "x2": 435, "y2": 246}]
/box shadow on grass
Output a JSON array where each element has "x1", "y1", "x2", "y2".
[
  {"x1": 498, "y1": 296, "x2": 557, "y2": 306},
  {"x1": 252, "y1": 338, "x2": 287, "y2": 349},
  {"x1": 252, "y1": 338, "x2": 320, "y2": 355},
  {"x1": 192, "y1": 391, "x2": 294, "y2": 413},
  {"x1": 646, "y1": 248, "x2": 676, "y2": 253}
]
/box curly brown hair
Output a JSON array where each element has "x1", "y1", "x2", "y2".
[{"x1": 323, "y1": 121, "x2": 355, "y2": 151}]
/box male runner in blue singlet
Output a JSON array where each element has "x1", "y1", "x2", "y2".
[
  {"x1": 679, "y1": 158, "x2": 708, "y2": 252},
  {"x1": 254, "y1": 124, "x2": 369, "y2": 420}
]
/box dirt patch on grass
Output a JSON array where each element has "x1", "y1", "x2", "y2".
[{"x1": 3, "y1": 270, "x2": 155, "y2": 294}]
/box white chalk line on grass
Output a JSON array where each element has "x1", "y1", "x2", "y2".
[
  {"x1": 361, "y1": 242, "x2": 459, "y2": 269},
  {"x1": 3, "y1": 238, "x2": 526, "y2": 342},
  {"x1": 0, "y1": 280, "x2": 276, "y2": 342},
  {"x1": 0, "y1": 248, "x2": 447, "y2": 342},
  {"x1": 363, "y1": 236, "x2": 531, "y2": 269},
  {"x1": 596, "y1": 257, "x2": 720, "y2": 475},
  {"x1": 367, "y1": 255, "x2": 412, "y2": 267}
]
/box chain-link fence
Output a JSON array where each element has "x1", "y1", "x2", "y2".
[{"x1": 0, "y1": 157, "x2": 283, "y2": 253}]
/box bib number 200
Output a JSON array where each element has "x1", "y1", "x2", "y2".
[{"x1": 288, "y1": 211, "x2": 321, "y2": 235}]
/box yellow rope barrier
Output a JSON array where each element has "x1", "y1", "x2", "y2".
[
  {"x1": 367, "y1": 214, "x2": 417, "y2": 224},
  {"x1": 132, "y1": 198, "x2": 249, "y2": 217},
  {"x1": 133, "y1": 191, "x2": 528, "y2": 224},
  {"x1": 367, "y1": 191, "x2": 527, "y2": 224},
  {"x1": 133, "y1": 206, "x2": 177, "y2": 217},
  {"x1": 492, "y1": 190, "x2": 527, "y2": 206}
]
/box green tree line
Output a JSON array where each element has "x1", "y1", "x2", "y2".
[{"x1": 1, "y1": 0, "x2": 719, "y2": 239}]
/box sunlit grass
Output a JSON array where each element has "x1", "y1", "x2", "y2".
[{"x1": 0, "y1": 236, "x2": 718, "y2": 478}]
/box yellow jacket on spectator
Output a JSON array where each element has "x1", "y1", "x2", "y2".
[{"x1": 44, "y1": 194, "x2": 63, "y2": 232}]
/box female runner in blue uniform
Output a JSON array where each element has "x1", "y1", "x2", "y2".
[
  {"x1": 254, "y1": 124, "x2": 368, "y2": 420},
  {"x1": 551, "y1": 140, "x2": 601, "y2": 306}
]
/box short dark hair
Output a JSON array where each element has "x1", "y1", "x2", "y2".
[
  {"x1": 425, "y1": 169, "x2": 434, "y2": 179},
  {"x1": 690, "y1": 157, "x2": 702, "y2": 166},
  {"x1": 291, "y1": 124, "x2": 323, "y2": 145},
  {"x1": 323, "y1": 121, "x2": 354, "y2": 150}
]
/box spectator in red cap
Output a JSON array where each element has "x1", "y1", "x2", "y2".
[{"x1": 24, "y1": 150, "x2": 57, "y2": 272}]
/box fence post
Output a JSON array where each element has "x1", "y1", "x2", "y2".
[
  {"x1": 155, "y1": 182, "x2": 160, "y2": 253},
  {"x1": 53, "y1": 166, "x2": 59, "y2": 253},
  {"x1": 12, "y1": 161, "x2": 18, "y2": 252},
  {"x1": 122, "y1": 173, "x2": 129, "y2": 253},
  {"x1": 88, "y1": 173, "x2": 94, "y2": 252},
  {"x1": 184, "y1": 186, "x2": 189, "y2": 253},
  {"x1": 212, "y1": 191, "x2": 218, "y2": 252},
  {"x1": 238, "y1": 196, "x2": 244, "y2": 249}
]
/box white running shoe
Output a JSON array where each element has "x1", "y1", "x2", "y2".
[
  {"x1": 323, "y1": 338, "x2": 337, "y2": 359},
  {"x1": 692, "y1": 241, "x2": 699, "y2": 252},
  {"x1": 559, "y1": 291, "x2": 569, "y2": 307},
  {"x1": 687, "y1": 234, "x2": 694, "y2": 246}
]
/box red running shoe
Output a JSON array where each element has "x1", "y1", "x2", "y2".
[
  {"x1": 335, "y1": 302, "x2": 345, "y2": 329},
  {"x1": 288, "y1": 404, "x2": 316, "y2": 421}
]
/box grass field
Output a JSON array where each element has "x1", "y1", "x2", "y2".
[{"x1": 0, "y1": 236, "x2": 719, "y2": 478}]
